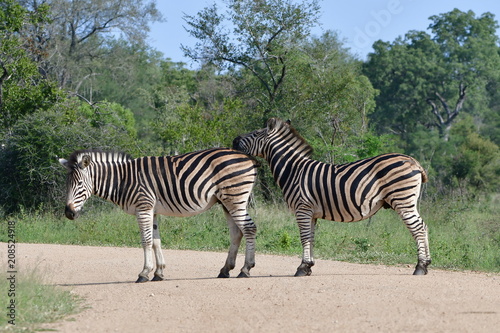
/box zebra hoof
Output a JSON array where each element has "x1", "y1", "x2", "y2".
[
  {"x1": 217, "y1": 272, "x2": 230, "y2": 278},
  {"x1": 413, "y1": 260, "x2": 430, "y2": 275},
  {"x1": 294, "y1": 268, "x2": 312, "y2": 277},
  {"x1": 295, "y1": 261, "x2": 313, "y2": 277},
  {"x1": 413, "y1": 266, "x2": 428, "y2": 275},
  {"x1": 135, "y1": 276, "x2": 149, "y2": 283},
  {"x1": 151, "y1": 275, "x2": 165, "y2": 282},
  {"x1": 237, "y1": 271, "x2": 250, "y2": 278}
]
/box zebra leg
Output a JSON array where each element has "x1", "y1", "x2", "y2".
[
  {"x1": 218, "y1": 209, "x2": 243, "y2": 278},
  {"x1": 218, "y1": 206, "x2": 257, "y2": 278},
  {"x1": 136, "y1": 210, "x2": 155, "y2": 283},
  {"x1": 397, "y1": 208, "x2": 431, "y2": 275},
  {"x1": 295, "y1": 213, "x2": 316, "y2": 277},
  {"x1": 151, "y1": 215, "x2": 166, "y2": 281},
  {"x1": 236, "y1": 213, "x2": 257, "y2": 278}
]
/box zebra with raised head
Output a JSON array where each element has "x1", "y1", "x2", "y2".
[
  {"x1": 59, "y1": 148, "x2": 259, "y2": 282},
  {"x1": 233, "y1": 118, "x2": 431, "y2": 276}
]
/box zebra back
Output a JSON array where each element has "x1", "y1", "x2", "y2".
[{"x1": 62, "y1": 148, "x2": 258, "y2": 216}]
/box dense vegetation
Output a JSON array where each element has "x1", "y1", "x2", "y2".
[{"x1": 1, "y1": 1, "x2": 499, "y2": 272}]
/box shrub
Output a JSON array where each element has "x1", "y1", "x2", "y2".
[{"x1": 0, "y1": 98, "x2": 138, "y2": 213}]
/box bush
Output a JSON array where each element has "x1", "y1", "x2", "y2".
[{"x1": 0, "y1": 98, "x2": 139, "y2": 213}]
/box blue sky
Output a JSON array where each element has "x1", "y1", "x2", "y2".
[{"x1": 148, "y1": 0, "x2": 500, "y2": 66}]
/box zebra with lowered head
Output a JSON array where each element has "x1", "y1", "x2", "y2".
[
  {"x1": 59, "y1": 148, "x2": 259, "y2": 282},
  {"x1": 233, "y1": 118, "x2": 431, "y2": 276}
]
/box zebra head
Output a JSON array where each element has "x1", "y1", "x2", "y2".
[
  {"x1": 59, "y1": 153, "x2": 93, "y2": 220},
  {"x1": 233, "y1": 118, "x2": 291, "y2": 158}
]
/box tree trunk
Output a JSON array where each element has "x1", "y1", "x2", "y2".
[
  {"x1": 0, "y1": 61, "x2": 12, "y2": 114},
  {"x1": 426, "y1": 83, "x2": 467, "y2": 141}
]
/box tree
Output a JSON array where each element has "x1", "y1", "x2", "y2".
[
  {"x1": 278, "y1": 31, "x2": 379, "y2": 163},
  {"x1": 364, "y1": 9, "x2": 500, "y2": 142},
  {"x1": 74, "y1": 39, "x2": 166, "y2": 141},
  {"x1": 0, "y1": 0, "x2": 60, "y2": 129},
  {"x1": 182, "y1": 0, "x2": 321, "y2": 123},
  {"x1": 150, "y1": 63, "x2": 247, "y2": 154},
  {"x1": 19, "y1": 0, "x2": 163, "y2": 88},
  {"x1": 363, "y1": 9, "x2": 500, "y2": 196}
]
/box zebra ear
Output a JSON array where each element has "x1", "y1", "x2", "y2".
[
  {"x1": 79, "y1": 155, "x2": 91, "y2": 169},
  {"x1": 59, "y1": 158, "x2": 70, "y2": 169},
  {"x1": 285, "y1": 119, "x2": 291, "y2": 126},
  {"x1": 267, "y1": 118, "x2": 278, "y2": 130}
]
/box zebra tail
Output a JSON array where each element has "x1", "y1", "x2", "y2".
[
  {"x1": 420, "y1": 168, "x2": 429, "y2": 184},
  {"x1": 409, "y1": 156, "x2": 428, "y2": 184}
]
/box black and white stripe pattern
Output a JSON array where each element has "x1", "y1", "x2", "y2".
[
  {"x1": 60, "y1": 148, "x2": 259, "y2": 282},
  {"x1": 233, "y1": 118, "x2": 431, "y2": 276}
]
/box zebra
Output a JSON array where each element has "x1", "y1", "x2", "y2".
[
  {"x1": 233, "y1": 118, "x2": 431, "y2": 276},
  {"x1": 59, "y1": 148, "x2": 259, "y2": 282}
]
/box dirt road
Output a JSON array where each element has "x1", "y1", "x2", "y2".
[{"x1": 15, "y1": 243, "x2": 500, "y2": 332}]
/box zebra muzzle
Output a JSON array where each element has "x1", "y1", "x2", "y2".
[
  {"x1": 232, "y1": 136, "x2": 242, "y2": 150},
  {"x1": 65, "y1": 204, "x2": 78, "y2": 220}
]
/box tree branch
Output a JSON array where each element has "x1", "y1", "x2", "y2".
[
  {"x1": 426, "y1": 98, "x2": 445, "y2": 125},
  {"x1": 434, "y1": 91, "x2": 451, "y2": 116},
  {"x1": 74, "y1": 72, "x2": 101, "y2": 94},
  {"x1": 452, "y1": 83, "x2": 467, "y2": 121},
  {"x1": 272, "y1": 55, "x2": 287, "y2": 100},
  {"x1": 0, "y1": 60, "x2": 13, "y2": 110},
  {"x1": 78, "y1": 16, "x2": 123, "y2": 44},
  {"x1": 219, "y1": 56, "x2": 273, "y2": 99},
  {"x1": 266, "y1": 26, "x2": 285, "y2": 49}
]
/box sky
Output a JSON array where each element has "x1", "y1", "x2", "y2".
[{"x1": 147, "y1": 0, "x2": 500, "y2": 66}]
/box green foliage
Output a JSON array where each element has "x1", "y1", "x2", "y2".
[
  {"x1": 403, "y1": 115, "x2": 500, "y2": 197},
  {"x1": 152, "y1": 96, "x2": 248, "y2": 153},
  {"x1": 276, "y1": 32, "x2": 379, "y2": 163},
  {"x1": 79, "y1": 101, "x2": 138, "y2": 139},
  {"x1": 151, "y1": 63, "x2": 251, "y2": 153},
  {"x1": 182, "y1": 0, "x2": 321, "y2": 122},
  {"x1": 0, "y1": 98, "x2": 138, "y2": 213},
  {"x1": 0, "y1": 0, "x2": 59, "y2": 128},
  {"x1": 364, "y1": 9, "x2": 500, "y2": 139},
  {"x1": 0, "y1": 0, "x2": 27, "y2": 32},
  {"x1": 306, "y1": 132, "x2": 398, "y2": 165},
  {"x1": 363, "y1": 9, "x2": 500, "y2": 196},
  {"x1": 36, "y1": 0, "x2": 163, "y2": 89},
  {"x1": 75, "y1": 40, "x2": 167, "y2": 141},
  {"x1": 450, "y1": 130, "x2": 500, "y2": 192}
]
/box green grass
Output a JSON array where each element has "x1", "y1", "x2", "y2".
[
  {"x1": 1, "y1": 194, "x2": 499, "y2": 273},
  {"x1": 0, "y1": 269, "x2": 82, "y2": 332}
]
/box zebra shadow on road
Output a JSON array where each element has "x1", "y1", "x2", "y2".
[{"x1": 55, "y1": 271, "x2": 409, "y2": 287}]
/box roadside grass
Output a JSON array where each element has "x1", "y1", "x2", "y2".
[
  {"x1": 1, "y1": 194, "x2": 499, "y2": 273},
  {"x1": 0, "y1": 269, "x2": 82, "y2": 332}
]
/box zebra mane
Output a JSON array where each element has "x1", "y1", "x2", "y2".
[
  {"x1": 274, "y1": 118, "x2": 314, "y2": 158},
  {"x1": 67, "y1": 149, "x2": 132, "y2": 167}
]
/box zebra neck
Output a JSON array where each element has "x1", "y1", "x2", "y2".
[
  {"x1": 91, "y1": 162, "x2": 125, "y2": 204},
  {"x1": 266, "y1": 148, "x2": 309, "y2": 190}
]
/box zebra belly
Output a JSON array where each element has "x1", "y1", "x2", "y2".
[
  {"x1": 316, "y1": 198, "x2": 385, "y2": 222},
  {"x1": 154, "y1": 196, "x2": 219, "y2": 217}
]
